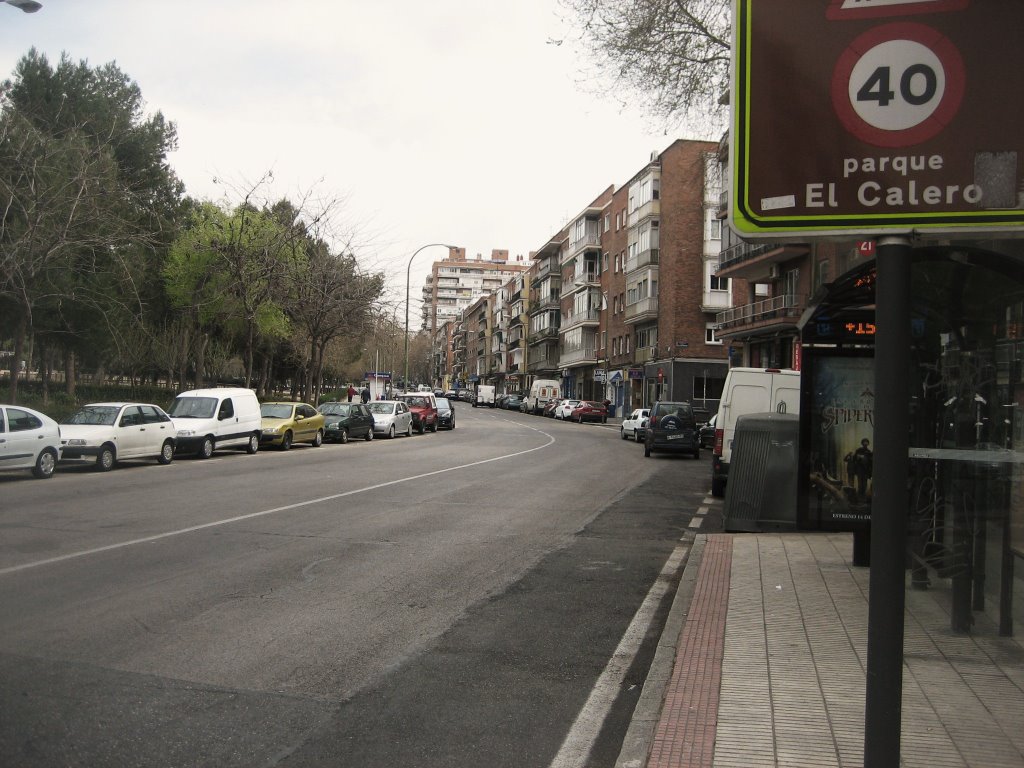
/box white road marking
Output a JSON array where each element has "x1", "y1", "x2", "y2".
[
  {"x1": 0, "y1": 433, "x2": 556, "y2": 577},
  {"x1": 548, "y1": 543, "x2": 689, "y2": 768}
]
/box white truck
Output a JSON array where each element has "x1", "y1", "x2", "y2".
[
  {"x1": 711, "y1": 367, "x2": 801, "y2": 497},
  {"x1": 473, "y1": 384, "x2": 496, "y2": 408},
  {"x1": 525, "y1": 378, "x2": 561, "y2": 415}
]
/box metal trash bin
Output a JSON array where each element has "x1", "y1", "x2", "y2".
[{"x1": 724, "y1": 413, "x2": 800, "y2": 532}]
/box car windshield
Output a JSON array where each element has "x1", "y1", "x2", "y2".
[
  {"x1": 168, "y1": 397, "x2": 217, "y2": 419},
  {"x1": 401, "y1": 396, "x2": 428, "y2": 408},
  {"x1": 261, "y1": 404, "x2": 294, "y2": 419},
  {"x1": 436, "y1": 398, "x2": 451, "y2": 411},
  {"x1": 62, "y1": 405, "x2": 119, "y2": 426},
  {"x1": 320, "y1": 404, "x2": 351, "y2": 416},
  {"x1": 367, "y1": 402, "x2": 394, "y2": 414}
]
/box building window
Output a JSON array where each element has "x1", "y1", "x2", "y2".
[
  {"x1": 709, "y1": 218, "x2": 722, "y2": 240},
  {"x1": 710, "y1": 274, "x2": 729, "y2": 291},
  {"x1": 603, "y1": 252, "x2": 609, "y2": 272},
  {"x1": 705, "y1": 324, "x2": 722, "y2": 345},
  {"x1": 614, "y1": 254, "x2": 620, "y2": 273},
  {"x1": 604, "y1": 214, "x2": 610, "y2": 232},
  {"x1": 615, "y1": 213, "x2": 620, "y2": 230}
]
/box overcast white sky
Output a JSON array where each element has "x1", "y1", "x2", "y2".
[{"x1": 1, "y1": 1, "x2": 709, "y2": 314}]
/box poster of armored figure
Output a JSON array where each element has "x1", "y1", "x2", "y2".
[{"x1": 804, "y1": 356, "x2": 875, "y2": 529}]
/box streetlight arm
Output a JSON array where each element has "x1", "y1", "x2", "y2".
[
  {"x1": 405, "y1": 243, "x2": 454, "y2": 392},
  {"x1": 5, "y1": 1, "x2": 43, "y2": 12}
]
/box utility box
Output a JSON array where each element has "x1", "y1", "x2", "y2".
[{"x1": 724, "y1": 413, "x2": 800, "y2": 532}]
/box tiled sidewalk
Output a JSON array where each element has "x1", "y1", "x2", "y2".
[{"x1": 642, "y1": 531, "x2": 1024, "y2": 768}]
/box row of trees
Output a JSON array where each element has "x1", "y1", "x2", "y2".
[{"x1": 1, "y1": 49, "x2": 392, "y2": 406}]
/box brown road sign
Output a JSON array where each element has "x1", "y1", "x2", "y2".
[{"x1": 730, "y1": 0, "x2": 1024, "y2": 238}]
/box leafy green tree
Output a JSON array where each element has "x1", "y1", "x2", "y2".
[
  {"x1": 0, "y1": 49, "x2": 185, "y2": 401},
  {"x1": 164, "y1": 200, "x2": 293, "y2": 389}
]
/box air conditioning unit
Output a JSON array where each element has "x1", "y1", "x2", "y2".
[{"x1": 767, "y1": 264, "x2": 781, "y2": 279}]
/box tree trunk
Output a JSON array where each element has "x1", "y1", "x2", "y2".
[
  {"x1": 8, "y1": 306, "x2": 27, "y2": 403},
  {"x1": 65, "y1": 349, "x2": 76, "y2": 397},
  {"x1": 194, "y1": 333, "x2": 208, "y2": 390}
]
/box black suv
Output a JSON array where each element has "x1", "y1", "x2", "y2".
[{"x1": 643, "y1": 400, "x2": 700, "y2": 458}]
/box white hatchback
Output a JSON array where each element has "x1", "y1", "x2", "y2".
[
  {"x1": 620, "y1": 408, "x2": 651, "y2": 441},
  {"x1": 0, "y1": 404, "x2": 61, "y2": 479},
  {"x1": 554, "y1": 399, "x2": 582, "y2": 420},
  {"x1": 60, "y1": 402, "x2": 177, "y2": 471}
]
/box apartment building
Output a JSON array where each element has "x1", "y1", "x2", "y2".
[
  {"x1": 713, "y1": 132, "x2": 871, "y2": 368},
  {"x1": 439, "y1": 139, "x2": 737, "y2": 410},
  {"x1": 420, "y1": 248, "x2": 531, "y2": 335}
]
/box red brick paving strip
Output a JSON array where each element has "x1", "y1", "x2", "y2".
[{"x1": 647, "y1": 535, "x2": 732, "y2": 768}]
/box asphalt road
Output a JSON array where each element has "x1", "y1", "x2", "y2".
[{"x1": 0, "y1": 404, "x2": 717, "y2": 767}]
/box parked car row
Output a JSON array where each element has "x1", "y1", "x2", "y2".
[{"x1": 0, "y1": 391, "x2": 462, "y2": 480}]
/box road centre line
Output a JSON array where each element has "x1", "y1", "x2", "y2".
[
  {"x1": 548, "y1": 542, "x2": 689, "y2": 768},
  {"x1": 0, "y1": 432, "x2": 556, "y2": 577}
]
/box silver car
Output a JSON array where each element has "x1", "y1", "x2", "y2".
[{"x1": 367, "y1": 400, "x2": 413, "y2": 439}]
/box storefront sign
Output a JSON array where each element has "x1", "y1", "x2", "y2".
[{"x1": 731, "y1": 0, "x2": 1024, "y2": 238}]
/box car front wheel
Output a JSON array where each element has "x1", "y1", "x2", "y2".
[
  {"x1": 406, "y1": 422, "x2": 413, "y2": 437},
  {"x1": 157, "y1": 440, "x2": 174, "y2": 465},
  {"x1": 97, "y1": 444, "x2": 116, "y2": 471},
  {"x1": 246, "y1": 433, "x2": 259, "y2": 454},
  {"x1": 365, "y1": 428, "x2": 373, "y2": 442},
  {"x1": 312, "y1": 429, "x2": 323, "y2": 447},
  {"x1": 388, "y1": 425, "x2": 396, "y2": 439},
  {"x1": 32, "y1": 448, "x2": 57, "y2": 479},
  {"x1": 339, "y1": 428, "x2": 349, "y2": 444},
  {"x1": 280, "y1": 431, "x2": 293, "y2": 450},
  {"x1": 199, "y1": 437, "x2": 215, "y2": 459}
]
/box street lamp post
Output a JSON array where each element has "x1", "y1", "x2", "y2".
[
  {"x1": 4, "y1": 1, "x2": 43, "y2": 12},
  {"x1": 405, "y1": 243, "x2": 453, "y2": 393}
]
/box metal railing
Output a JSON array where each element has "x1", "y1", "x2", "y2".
[
  {"x1": 624, "y1": 296, "x2": 658, "y2": 322},
  {"x1": 715, "y1": 293, "x2": 805, "y2": 329}
]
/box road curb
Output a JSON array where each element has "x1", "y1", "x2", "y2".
[{"x1": 614, "y1": 533, "x2": 707, "y2": 768}]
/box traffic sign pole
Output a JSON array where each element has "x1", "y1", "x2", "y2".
[{"x1": 864, "y1": 236, "x2": 912, "y2": 768}]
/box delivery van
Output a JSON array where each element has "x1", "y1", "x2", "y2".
[
  {"x1": 525, "y1": 379, "x2": 561, "y2": 415},
  {"x1": 473, "y1": 384, "x2": 496, "y2": 408},
  {"x1": 168, "y1": 387, "x2": 263, "y2": 458},
  {"x1": 711, "y1": 368, "x2": 800, "y2": 497}
]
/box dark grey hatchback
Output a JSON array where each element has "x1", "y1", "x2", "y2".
[
  {"x1": 643, "y1": 400, "x2": 700, "y2": 458},
  {"x1": 318, "y1": 402, "x2": 375, "y2": 443}
]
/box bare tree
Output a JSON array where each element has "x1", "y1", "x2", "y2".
[{"x1": 559, "y1": 0, "x2": 731, "y2": 132}]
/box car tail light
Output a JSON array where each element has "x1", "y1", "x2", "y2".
[{"x1": 713, "y1": 428, "x2": 724, "y2": 456}]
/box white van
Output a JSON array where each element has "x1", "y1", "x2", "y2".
[
  {"x1": 473, "y1": 384, "x2": 496, "y2": 408},
  {"x1": 168, "y1": 387, "x2": 263, "y2": 458},
  {"x1": 711, "y1": 368, "x2": 800, "y2": 497},
  {"x1": 525, "y1": 379, "x2": 561, "y2": 415}
]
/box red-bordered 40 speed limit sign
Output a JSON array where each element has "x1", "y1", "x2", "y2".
[{"x1": 832, "y1": 22, "x2": 965, "y2": 148}]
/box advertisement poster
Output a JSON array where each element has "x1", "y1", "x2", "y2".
[{"x1": 805, "y1": 356, "x2": 875, "y2": 529}]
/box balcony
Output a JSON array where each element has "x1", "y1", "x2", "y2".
[
  {"x1": 572, "y1": 270, "x2": 600, "y2": 289},
  {"x1": 627, "y1": 198, "x2": 660, "y2": 228},
  {"x1": 701, "y1": 290, "x2": 732, "y2": 313},
  {"x1": 529, "y1": 295, "x2": 560, "y2": 315},
  {"x1": 560, "y1": 347, "x2": 597, "y2": 367},
  {"x1": 717, "y1": 189, "x2": 729, "y2": 218},
  {"x1": 528, "y1": 353, "x2": 559, "y2": 373},
  {"x1": 716, "y1": 242, "x2": 810, "y2": 280},
  {"x1": 716, "y1": 294, "x2": 806, "y2": 333},
  {"x1": 561, "y1": 309, "x2": 600, "y2": 332},
  {"x1": 531, "y1": 258, "x2": 556, "y2": 285},
  {"x1": 528, "y1": 327, "x2": 559, "y2": 346},
  {"x1": 634, "y1": 346, "x2": 656, "y2": 364},
  {"x1": 509, "y1": 313, "x2": 525, "y2": 328},
  {"x1": 624, "y1": 296, "x2": 659, "y2": 324},
  {"x1": 566, "y1": 232, "x2": 601, "y2": 260},
  {"x1": 624, "y1": 248, "x2": 659, "y2": 274}
]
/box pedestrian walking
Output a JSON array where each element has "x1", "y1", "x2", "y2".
[
  {"x1": 360, "y1": 386, "x2": 370, "y2": 404},
  {"x1": 347, "y1": 385, "x2": 356, "y2": 402}
]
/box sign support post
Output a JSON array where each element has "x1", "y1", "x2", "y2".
[{"x1": 864, "y1": 236, "x2": 912, "y2": 768}]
